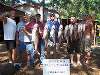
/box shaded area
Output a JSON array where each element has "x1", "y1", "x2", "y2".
[
  {"x1": 0, "y1": 63, "x2": 16, "y2": 75},
  {"x1": 92, "y1": 47, "x2": 100, "y2": 69},
  {"x1": 0, "y1": 43, "x2": 100, "y2": 75}
]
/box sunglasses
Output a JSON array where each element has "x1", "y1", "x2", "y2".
[{"x1": 50, "y1": 16, "x2": 55, "y2": 17}]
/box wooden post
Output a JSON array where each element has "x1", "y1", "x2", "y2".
[
  {"x1": 94, "y1": 23, "x2": 96, "y2": 46},
  {"x1": 92, "y1": 15, "x2": 96, "y2": 47},
  {"x1": 39, "y1": 0, "x2": 45, "y2": 22}
]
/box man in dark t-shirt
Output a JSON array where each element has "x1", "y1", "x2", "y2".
[
  {"x1": 24, "y1": 14, "x2": 45, "y2": 65},
  {"x1": 68, "y1": 17, "x2": 81, "y2": 67}
]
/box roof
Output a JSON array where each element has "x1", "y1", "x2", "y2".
[
  {"x1": 0, "y1": 2, "x2": 25, "y2": 16},
  {"x1": 13, "y1": 3, "x2": 40, "y2": 9},
  {"x1": 13, "y1": 3, "x2": 59, "y2": 14}
]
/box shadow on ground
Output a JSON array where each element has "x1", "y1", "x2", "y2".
[{"x1": 0, "y1": 44, "x2": 100, "y2": 75}]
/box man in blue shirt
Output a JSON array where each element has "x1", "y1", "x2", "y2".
[
  {"x1": 16, "y1": 16, "x2": 28, "y2": 67},
  {"x1": 16, "y1": 15, "x2": 34, "y2": 69},
  {"x1": 46, "y1": 13, "x2": 60, "y2": 53},
  {"x1": 46, "y1": 13, "x2": 60, "y2": 42},
  {"x1": 46, "y1": 13, "x2": 60, "y2": 32}
]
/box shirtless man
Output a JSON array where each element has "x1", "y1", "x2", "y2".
[
  {"x1": 83, "y1": 15, "x2": 94, "y2": 64},
  {"x1": 68, "y1": 17, "x2": 81, "y2": 67}
]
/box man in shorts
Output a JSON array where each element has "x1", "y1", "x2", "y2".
[
  {"x1": 2, "y1": 12, "x2": 16, "y2": 63},
  {"x1": 82, "y1": 14, "x2": 94, "y2": 64},
  {"x1": 68, "y1": 17, "x2": 81, "y2": 67}
]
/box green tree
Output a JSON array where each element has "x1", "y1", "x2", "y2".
[
  {"x1": 2, "y1": 0, "x2": 100, "y2": 20},
  {"x1": 0, "y1": 0, "x2": 12, "y2": 5}
]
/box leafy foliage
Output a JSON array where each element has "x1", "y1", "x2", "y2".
[
  {"x1": 1, "y1": 0, "x2": 100, "y2": 20},
  {"x1": 48, "y1": 0, "x2": 100, "y2": 20}
]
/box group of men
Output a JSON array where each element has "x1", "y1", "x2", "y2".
[
  {"x1": 1, "y1": 11, "x2": 94, "y2": 70},
  {"x1": 1, "y1": 12, "x2": 60, "y2": 70},
  {"x1": 64, "y1": 15, "x2": 94, "y2": 67}
]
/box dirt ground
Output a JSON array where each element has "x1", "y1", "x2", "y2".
[{"x1": 0, "y1": 43, "x2": 100, "y2": 75}]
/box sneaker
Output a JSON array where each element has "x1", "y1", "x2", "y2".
[
  {"x1": 8, "y1": 61, "x2": 13, "y2": 63},
  {"x1": 71, "y1": 63, "x2": 77, "y2": 67},
  {"x1": 77, "y1": 62, "x2": 82, "y2": 66},
  {"x1": 14, "y1": 63, "x2": 21, "y2": 70}
]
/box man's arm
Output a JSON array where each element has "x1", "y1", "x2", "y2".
[
  {"x1": 23, "y1": 27, "x2": 32, "y2": 36},
  {"x1": 56, "y1": 21, "x2": 60, "y2": 31},
  {"x1": 16, "y1": 31, "x2": 19, "y2": 47},
  {"x1": 3, "y1": 17, "x2": 7, "y2": 24},
  {"x1": 15, "y1": 24, "x2": 20, "y2": 47},
  {"x1": 46, "y1": 20, "x2": 51, "y2": 31}
]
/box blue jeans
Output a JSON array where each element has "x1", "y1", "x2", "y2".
[
  {"x1": 26, "y1": 43, "x2": 35, "y2": 65},
  {"x1": 39, "y1": 38, "x2": 45, "y2": 64},
  {"x1": 17, "y1": 41, "x2": 26, "y2": 63},
  {"x1": 17, "y1": 41, "x2": 26, "y2": 53}
]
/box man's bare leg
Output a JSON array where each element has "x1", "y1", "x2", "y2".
[
  {"x1": 71, "y1": 54, "x2": 77, "y2": 67},
  {"x1": 85, "y1": 51, "x2": 91, "y2": 64},
  {"x1": 12, "y1": 48, "x2": 16, "y2": 63},
  {"x1": 8, "y1": 50, "x2": 12, "y2": 63},
  {"x1": 77, "y1": 53, "x2": 82, "y2": 66}
]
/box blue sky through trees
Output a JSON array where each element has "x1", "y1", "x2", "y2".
[{"x1": 15, "y1": 0, "x2": 50, "y2": 4}]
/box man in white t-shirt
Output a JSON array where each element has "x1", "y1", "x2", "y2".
[{"x1": 2, "y1": 12, "x2": 16, "y2": 63}]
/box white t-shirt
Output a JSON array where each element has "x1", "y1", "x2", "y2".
[
  {"x1": 24, "y1": 33, "x2": 31, "y2": 42},
  {"x1": 3, "y1": 18, "x2": 16, "y2": 40},
  {"x1": 23, "y1": 22, "x2": 31, "y2": 42}
]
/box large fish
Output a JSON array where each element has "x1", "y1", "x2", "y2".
[
  {"x1": 32, "y1": 23, "x2": 40, "y2": 55},
  {"x1": 78, "y1": 23, "x2": 83, "y2": 33},
  {"x1": 50, "y1": 25, "x2": 56, "y2": 45},
  {"x1": 64, "y1": 25, "x2": 69, "y2": 44},
  {"x1": 69, "y1": 24, "x2": 74, "y2": 36},
  {"x1": 43, "y1": 24, "x2": 49, "y2": 49},
  {"x1": 49, "y1": 25, "x2": 58, "y2": 55},
  {"x1": 58, "y1": 24, "x2": 63, "y2": 46},
  {"x1": 78, "y1": 23, "x2": 85, "y2": 41}
]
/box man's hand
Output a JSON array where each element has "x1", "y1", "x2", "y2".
[
  {"x1": 34, "y1": 50, "x2": 40, "y2": 56},
  {"x1": 16, "y1": 40, "x2": 19, "y2": 47},
  {"x1": 22, "y1": 28, "x2": 31, "y2": 36}
]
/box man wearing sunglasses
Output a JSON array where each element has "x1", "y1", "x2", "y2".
[{"x1": 46, "y1": 13, "x2": 60, "y2": 53}]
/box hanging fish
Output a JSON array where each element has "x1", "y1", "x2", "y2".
[
  {"x1": 49, "y1": 25, "x2": 56, "y2": 46},
  {"x1": 32, "y1": 23, "x2": 40, "y2": 55},
  {"x1": 64, "y1": 25, "x2": 69, "y2": 44},
  {"x1": 58, "y1": 24, "x2": 63, "y2": 45},
  {"x1": 43, "y1": 24, "x2": 49, "y2": 49}
]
